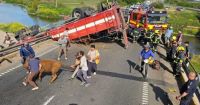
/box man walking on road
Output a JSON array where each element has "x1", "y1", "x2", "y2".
[
  {"x1": 87, "y1": 45, "x2": 100, "y2": 77},
  {"x1": 77, "y1": 51, "x2": 90, "y2": 87},
  {"x1": 176, "y1": 72, "x2": 199, "y2": 105},
  {"x1": 57, "y1": 35, "x2": 68, "y2": 60},
  {"x1": 140, "y1": 44, "x2": 155, "y2": 72}
]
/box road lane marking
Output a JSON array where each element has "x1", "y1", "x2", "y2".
[
  {"x1": 142, "y1": 82, "x2": 149, "y2": 105},
  {"x1": 43, "y1": 95, "x2": 55, "y2": 105},
  {"x1": 0, "y1": 46, "x2": 58, "y2": 77}
]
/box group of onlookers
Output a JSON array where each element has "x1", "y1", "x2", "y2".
[{"x1": 19, "y1": 29, "x2": 100, "y2": 89}]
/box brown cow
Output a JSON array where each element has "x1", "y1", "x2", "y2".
[{"x1": 23, "y1": 58, "x2": 62, "y2": 83}]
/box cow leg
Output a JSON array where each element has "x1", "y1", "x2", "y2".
[
  {"x1": 49, "y1": 73, "x2": 57, "y2": 84},
  {"x1": 39, "y1": 70, "x2": 43, "y2": 81}
]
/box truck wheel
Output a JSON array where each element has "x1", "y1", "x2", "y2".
[{"x1": 72, "y1": 8, "x2": 85, "y2": 19}]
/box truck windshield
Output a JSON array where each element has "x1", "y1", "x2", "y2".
[{"x1": 148, "y1": 15, "x2": 168, "y2": 24}]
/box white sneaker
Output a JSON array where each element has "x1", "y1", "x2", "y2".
[
  {"x1": 22, "y1": 82, "x2": 27, "y2": 86},
  {"x1": 87, "y1": 76, "x2": 91, "y2": 79},
  {"x1": 65, "y1": 57, "x2": 68, "y2": 60},
  {"x1": 93, "y1": 72, "x2": 96, "y2": 75},
  {"x1": 32, "y1": 87, "x2": 39, "y2": 91},
  {"x1": 57, "y1": 58, "x2": 60, "y2": 60},
  {"x1": 80, "y1": 82, "x2": 85, "y2": 86},
  {"x1": 84, "y1": 83, "x2": 90, "y2": 87}
]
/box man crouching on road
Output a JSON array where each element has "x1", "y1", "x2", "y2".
[
  {"x1": 176, "y1": 72, "x2": 199, "y2": 105},
  {"x1": 23, "y1": 55, "x2": 41, "y2": 91},
  {"x1": 77, "y1": 51, "x2": 90, "y2": 87}
]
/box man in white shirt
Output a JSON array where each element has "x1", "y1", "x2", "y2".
[{"x1": 77, "y1": 51, "x2": 90, "y2": 87}]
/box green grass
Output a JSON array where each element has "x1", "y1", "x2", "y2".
[
  {"x1": 168, "y1": 10, "x2": 200, "y2": 36},
  {"x1": 190, "y1": 55, "x2": 200, "y2": 74},
  {"x1": 0, "y1": 22, "x2": 25, "y2": 33},
  {"x1": 165, "y1": 0, "x2": 200, "y2": 9}
]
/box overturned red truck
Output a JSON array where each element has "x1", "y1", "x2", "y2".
[{"x1": 47, "y1": 5, "x2": 128, "y2": 48}]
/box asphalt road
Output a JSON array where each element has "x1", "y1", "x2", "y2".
[{"x1": 0, "y1": 42, "x2": 176, "y2": 105}]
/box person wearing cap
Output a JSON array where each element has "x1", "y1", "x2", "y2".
[
  {"x1": 19, "y1": 42, "x2": 35, "y2": 64},
  {"x1": 140, "y1": 44, "x2": 155, "y2": 72},
  {"x1": 57, "y1": 34, "x2": 68, "y2": 60},
  {"x1": 165, "y1": 26, "x2": 173, "y2": 47},
  {"x1": 176, "y1": 72, "x2": 199, "y2": 105}
]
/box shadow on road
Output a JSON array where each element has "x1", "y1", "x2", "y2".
[
  {"x1": 149, "y1": 83, "x2": 173, "y2": 105},
  {"x1": 157, "y1": 51, "x2": 168, "y2": 61},
  {"x1": 97, "y1": 70, "x2": 175, "y2": 87},
  {"x1": 127, "y1": 59, "x2": 141, "y2": 73},
  {"x1": 69, "y1": 104, "x2": 78, "y2": 105},
  {"x1": 159, "y1": 61, "x2": 174, "y2": 74}
]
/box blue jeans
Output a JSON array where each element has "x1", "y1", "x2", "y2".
[{"x1": 77, "y1": 70, "x2": 89, "y2": 83}]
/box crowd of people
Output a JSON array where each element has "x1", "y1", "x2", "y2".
[
  {"x1": 19, "y1": 30, "x2": 100, "y2": 89},
  {"x1": 16, "y1": 26, "x2": 199, "y2": 105}
]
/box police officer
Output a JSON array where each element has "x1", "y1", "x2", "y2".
[{"x1": 176, "y1": 72, "x2": 199, "y2": 105}]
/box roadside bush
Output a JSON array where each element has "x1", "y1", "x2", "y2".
[
  {"x1": 0, "y1": 22, "x2": 25, "y2": 33},
  {"x1": 151, "y1": 2, "x2": 164, "y2": 9},
  {"x1": 191, "y1": 55, "x2": 200, "y2": 74},
  {"x1": 177, "y1": 2, "x2": 200, "y2": 9},
  {"x1": 168, "y1": 10, "x2": 200, "y2": 35},
  {"x1": 36, "y1": 7, "x2": 60, "y2": 19}
]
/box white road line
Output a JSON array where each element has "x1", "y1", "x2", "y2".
[
  {"x1": 0, "y1": 46, "x2": 58, "y2": 77},
  {"x1": 142, "y1": 82, "x2": 149, "y2": 105},
  {"x1": 42, "y1": 95, "x2": 55, "y2": 105}
]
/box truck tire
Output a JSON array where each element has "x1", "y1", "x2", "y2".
[
  {"x1": 82, "y1": 7, "x2": 95, "y2": 17},
  {"x1": 72, "y1": 8, "x2": 85, "y2": 19}
]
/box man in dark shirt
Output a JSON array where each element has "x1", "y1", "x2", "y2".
[
  {"x1": 176, "y1": 72, "x2": 199, "y2": 105},
  {"x1": 19, "y1": 43, "x2": 35, "y2": 64}
]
